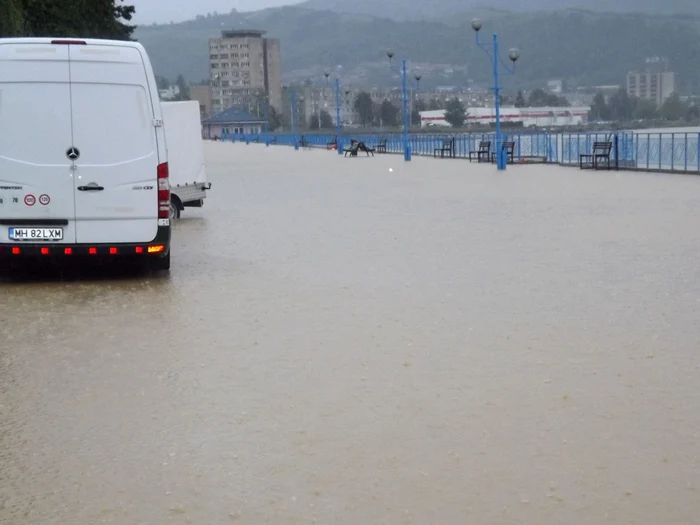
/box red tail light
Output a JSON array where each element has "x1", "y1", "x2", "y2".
[
  {"x1": 12, "y1": 247, "x2": 20, "y2": 255},
  {"x1": 64, "y1": 248, "x2": 73, "y2": 255},
  {"x1": 135, "y1": 246, "x2": 144, "y2": 254},
  {"x1": 89, "y1": 247, "x2": 97, "y2": 255},
  {"x1": 109, "y1": 247, "x2": 118, "y2": 255},
  {"x1": 41, "y1": 247, "x2": 50, "y2": 255},
  {"x1": 157, "y1": 162, "x2": 170, "y2": 219}
]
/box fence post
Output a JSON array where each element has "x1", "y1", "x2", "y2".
[{"x1": 669, "y1": 133, "x2": 675, "y2": 170}]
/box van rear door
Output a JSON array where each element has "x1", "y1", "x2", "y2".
[
  {"x1": 0, "y1": 41, "x2": 76, "y2": 244},
  {"x1": 68, "y1": 43, "x2": 159, "y2": 244}
]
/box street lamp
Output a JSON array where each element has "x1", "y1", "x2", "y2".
[
  {"x1": 472, "y1": 19, "x2": 520, "y2": 171},
  {"x1": 320, "y1": 70, "x2": 330, "y2": 130},
  {"x1": 324, "y1": 67, "x2": 344, "y2": 155},
  {"x1": 289, "y1": 89, "x2": 304, "y2": 150},
  {"x1": 386, "y1": 49, "x2": 421, "y2": 161}
]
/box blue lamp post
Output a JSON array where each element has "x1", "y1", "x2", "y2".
[
  {"x1": 290, "y1": 89, "x2": 304, "y2": 150},
  {"x1": 262, "y1": 96, "x2": 269, "y2": 133},
  {"x1": 324, "y1": 68, "x2": 345, "y2": 155},
  {"x1": 472, "y1": 19, "x2": 520, "y2": 171},
  {"x1": 386, "y1": 50, "x2": 421, "y2": 162}
]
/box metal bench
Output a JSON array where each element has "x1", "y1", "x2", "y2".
[
  {"x1": 434, "y1": 138, "x2": 454, "y2": 158},
  {"x1": 469, "y1": 141, "x2": 491, "y2": 162},
  {"x1": 580, "y1": 141, "x2": 613, "y2": 170}
]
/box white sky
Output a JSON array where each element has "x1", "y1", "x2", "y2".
[{"x1": 128, "y1": 0, "x2": 301, "y2": 25}]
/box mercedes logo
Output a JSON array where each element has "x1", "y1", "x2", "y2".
[{"x1": 66, "y1": 147, "x2": 80, "y2": 161}]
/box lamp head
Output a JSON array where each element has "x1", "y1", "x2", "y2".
[
  {"x1": 386, "y1": 49, "x2": 395, "y2": 60},
  {"x1": 324, "y1": 69, "x2": 330, "y2": 79},
  {"x1": 508, "y1": 48, "x2": 520, "y2": 62},
  {"x1": 471, "y1": 19, "x2": 482, "y2": 32}
]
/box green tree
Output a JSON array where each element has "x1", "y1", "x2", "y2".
[
  {"x1": 588, "y1": 91, "x2": 609, "y2": 121},
  {"x1": 308, "y1": 109, "x2": 333, "y2": 129},
  {"x1": 156, "y1": 76, "x2": 170, "y2": 90},
  {"x1": 379, "y1": 100, "x2": 399, "y2": 127},
  {"x1": 685, "y1": 105, "x2": 700, "y2": 122},
  {"x1": 268, "y1": 106, "x2": 283, "y2": 131},
  {"x1": 354, "y1": 91, "x2": 374, "y2": 126},
  {"x1": 660, "y1": 92, "x2": 687, "y2": 121},
  {"x1": 632, "y1": 98, "x2": 658, "y2": 120},
  {"x1": 514, "y1": 90, "x2": 526, "y2": 108},
  {"x1": 173, "y1": 74, "x2": 190, "y2": 100},
  {"x1": 0, "y1": 0, "x2": 25, "y2": 37},
  {"x1": 428, "y1": 98, "x2": 441, "y2": 110},
  {"x1": 607, "y1": 88, "x2": 634, "y2": 121},
  {"x1": 411, "y1": 98, "x2": 426, "y2": 126},
  {"x1": 527, "y1": 88, "x2": 548, "y2": 106},
  {"x1": 2, "y1": 0, "x2": 136, "y2": 40},
  {"x1": 443, "y1": 97, "x2": 466, "y2": 128}
]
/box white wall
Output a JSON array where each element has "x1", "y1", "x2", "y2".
[{"x1": 421, "y1": 107, "x2": 590, "y2": 128}]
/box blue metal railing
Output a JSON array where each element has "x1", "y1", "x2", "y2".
[{"x1": 220, "y1": 130, "x2": 700, "y2": 173}]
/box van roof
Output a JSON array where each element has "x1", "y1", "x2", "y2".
[{"x1": 0, "y1": 38, "x2": 145, "y2": 50}]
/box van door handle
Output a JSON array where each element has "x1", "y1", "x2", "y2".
[{"x1": 77, "y1": 184, "x2": 104, "y2": 191}]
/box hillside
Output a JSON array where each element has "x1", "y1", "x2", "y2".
[
  {"x1": 298, "y1": 0, "x2": 700, "y2": 20},
  {"x1": 134, "y1": 8, "x2": 700, "y2": 92}
]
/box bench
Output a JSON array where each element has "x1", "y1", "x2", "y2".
[
  {"x1": 491, "y1": 141, "x2": 515, "y2": 164},
  {"x1": 327, "y1": 136, "x2": 337, "y2": 149},
  {"x1": 358, "y1": 141, "x2": 375, "y2": 156},
  {"x1": 580, "y1": 141, "x2": 613, "y2": 170},
  {"x1": 376, "y1": 138, "x2": 388, "y2": 153},
  {"x1": 345, "y1": 140, "x2": 360, "y2": 157},
  {"x1": 469, "y1": 141, "x2": 491, "y2": 162},
  {"x1": 434, "y1": 138, "x2": 454, "y2": 158}
]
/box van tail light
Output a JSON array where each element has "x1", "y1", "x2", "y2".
[
  {"x1": 157, "y1": 162, "x2": 170, "y2": 219},
  {"x1": 51, "y1": 39, "x2": 87, "y2": 45}
]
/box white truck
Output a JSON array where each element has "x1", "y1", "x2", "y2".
[{"x1": 161, "y1": 101, "x2": 211, "y2": 219}]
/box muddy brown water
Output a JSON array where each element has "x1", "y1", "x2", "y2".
[{"x1": 1, "y1": 143, "x2": 699, "y2": 524}]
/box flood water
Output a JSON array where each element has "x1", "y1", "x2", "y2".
[{"x1": 1, "y1": 143, "x2": 699, "y2": 524}]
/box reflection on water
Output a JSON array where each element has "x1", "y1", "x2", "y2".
[{"x1": 1, "y1": 143, "x2": 699, "y2": 524}]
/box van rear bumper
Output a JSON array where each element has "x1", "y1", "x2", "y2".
[{"x1": 0, "y1": 226, "x2": 170, "y2": 259}]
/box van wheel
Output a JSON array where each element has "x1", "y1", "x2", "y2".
[
  {"x1": 169, "y1": 198, "x2": 181, "y2": 220},
  {"x1": 149, "y1": 251, "x2": 170, "y2": 272}
]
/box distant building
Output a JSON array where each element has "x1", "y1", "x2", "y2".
[
  {"x1": 208, "y1": 29, "x2": 282, "y2": 115},
  {"x1": 547, "y1": 80, "x2": 563, "y2": 94},
  {"x1": 189, "y1": 85, "x2": 212, "y2": 118},
  {"x1": 159, "y1": 86, "x2": 180, "y2": 100},
  {"x1": 626, "y1": 69, "x2": 676, "y2": 108},
  {"x1": 201, "y1": 108, "x2": 267, "y2": 139},
  {"x1": 420, "y1": 106, "x2": 590, "y2": 128}
]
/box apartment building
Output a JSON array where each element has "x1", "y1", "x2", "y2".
[
  {"x1": 208, "y1": 29, "x2": 281, "y2": 115},
  {"x1": 626, "y1": 69, "x2": 676, "y2": 108}
]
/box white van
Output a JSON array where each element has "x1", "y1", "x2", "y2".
[
  {"x1": 161, "y1": 101, "x2": 211, "y2": 219},
  {"x1": 0, "y1": 38, "x2": 171, "y2": 271}
]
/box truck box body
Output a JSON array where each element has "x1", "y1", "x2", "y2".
[{"x1": 161, "y1": 101, "x2": 210, "y2": 218}]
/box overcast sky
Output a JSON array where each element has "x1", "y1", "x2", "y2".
[{"x1": 129, "y1": 0, "x2": 301, "y2": 25}]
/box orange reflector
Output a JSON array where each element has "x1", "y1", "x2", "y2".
[
  {"x1": 11, "y1": 247, "x2": 20, "y2": 255},
  {"x1": 148, "y1": 245, "x2": 165, "y2": 253},
  {"x1": 89, "y1": 247, "x2": 97, "y2": 255},
  {"x1": 109, "y1": 247, "x2": 117, "y2": 255},
  {"x1": 64, "y1": 248, "x2": 73, "y2": 255},
  {"x1": 135, "y1": 246, "x2": 144, "y2": 254},
  {"x1": 41, "y1": 247, "x2": 49, "y2": 255}
]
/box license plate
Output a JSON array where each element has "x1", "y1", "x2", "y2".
[{"x1": 8, "y1": 227, "x2": 63, "y2": 241}]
